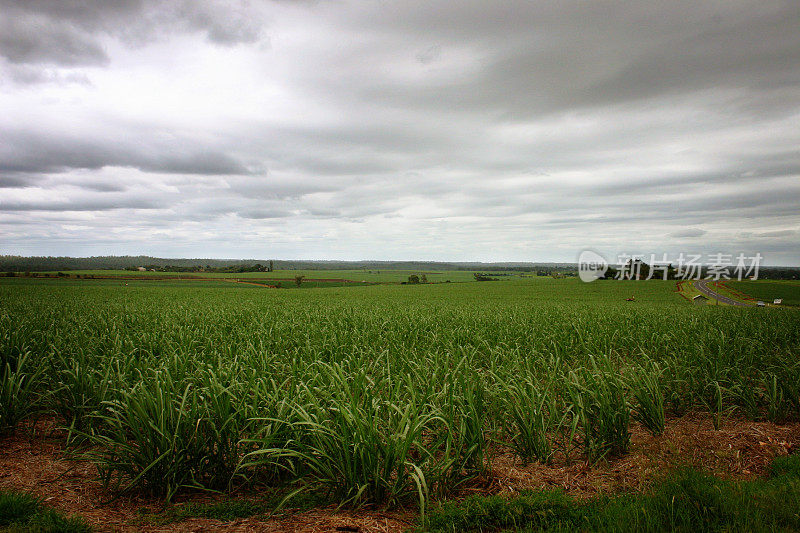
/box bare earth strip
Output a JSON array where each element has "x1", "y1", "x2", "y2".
[{"x1": 1, "y1": 414, "x2": 797, "y2": 532}]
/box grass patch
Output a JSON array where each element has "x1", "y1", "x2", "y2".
[
  {"x1": 728, "y1": 280, "x2": 800, "y2": 307},
  {"x1": 423, "y1": 455, "x2": 800, "y2": 532},
  {"x1": 676, "y1": 280, "x2": 705, "y2": 303},
  {"x1": 768, "y1": 453, "x2": 800, "y2": 479},
  {"x1": 138, "y1": 489, "x2": 326, "y2": 525},
  {"x1": 0, "y1": 489, "x2": 91, "y2": 532}
]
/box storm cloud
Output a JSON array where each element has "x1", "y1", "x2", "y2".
[{"x1": 1, "y1": 1, "x2": 798, "y2": 263}]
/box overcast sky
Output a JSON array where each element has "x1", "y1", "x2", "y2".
[{"x1": 1, "y1": 1, "x2": 798, "y2": 264}]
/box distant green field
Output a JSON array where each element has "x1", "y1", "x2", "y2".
[
  {"x1": 37, "y1": 269, "x2": 498, "y2": 283},
  {"x1": 3, "y1": 275, "x2": 683, "y2": 301},
  {"x1": 0, "y1": 277, "x2": 264, "y2": 289},
  {"x1": 728, "y1": 280, "x2": 800, "y2": 306}
]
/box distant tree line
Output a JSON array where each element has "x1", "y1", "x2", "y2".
[
  {"x1": 757, "y1": 268, "x2": 800, "y2": 280},
  {"x1": 1, "y1": 255, "x2": 797, "y2": 280},
  {"x1": 0, "y1": 255, "x2": 577, "y2": 273},
  {"x1": 596, "y1": 260, "x2": 800, "y2": 281},
  {"x1": 0, "y1": 255, "x2": 280, "y2": 272},
  {"x1": 126, "y1": 261, "x2": 274, "y2": 273}
]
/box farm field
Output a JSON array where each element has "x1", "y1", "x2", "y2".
[
  {"x1": 37, "y1": 269, "x2": 490, "y2": 283},
  {"x1": 728, "y1": 280, "x2": 800, "y2": 307},
  {"x1": 1, "y1": 277, "x2": 800, "y2": 531}
]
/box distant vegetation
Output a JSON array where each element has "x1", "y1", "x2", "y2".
[
  {"x1": 2, "y1": 255, "x2": 798, "y2": 280},
  {"x1": 729, "y1": 280, "x2": 800, "y2": 306},
  {"x1": 0, "y1": 255, "x2": 578, "y2": 274},
  {"x1": 124, "y1": 262, "x2": 275, "y2": 274}
]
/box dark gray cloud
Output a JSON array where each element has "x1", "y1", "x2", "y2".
[
  {"x1": 2, "y1": 64, "x2": 93, "y2": 85},
  {"x1": 0, "y1": 1, "x2": 798, "y2": 262},
  {"x1": 671, "y1": 229, "x2": 708, "y2": 238},
  {"x1": 328, "y1": 1, "x2": 800, "y2": 118},
  {"x1": 226, "y1": 176, "x2": 335, "y2": 200},
  {"x1": 0, "y1": 128, "x2": 254, "y2": 176},
  {"x1": 238, "y1": 209, "x2": 294, "y2": 220},
  {"x1": 415, "y1": 45, "x2": 441, "y2": 65},
  {"x1": 0, "y1": 0, "x2": 265, "y2": 69},
  {"x1": 170, "y1": 1, "x2": 263, "y2": 45},
  {"x1": 0, "y1": 15, "x2": 109, "y2": 66},
  {"x1": 0, "y1": 175, "x2": 40, "y2": 188},
  {"x1": 0, "y1": 196, "x2": 162, "y2": 212},
  {"x1": 74, "y1": 182, "x2": 127, "y2": 193}
]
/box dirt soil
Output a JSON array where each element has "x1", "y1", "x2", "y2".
[
  {"x1": 1, "y1": 414, "x2": 797, "y2": 532},
  {"x1": 486, "y1": 413, "x2": 797, "y2": 498}
]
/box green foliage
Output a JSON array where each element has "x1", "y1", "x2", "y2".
[
  {"x1": 768, "y1": 453, "x2": 800, "y2": 479},
  {"x1": 83, "y1": 367, "x2": 245, "y2": 500},
  {"x1": 0, "y1": 490, "x2": 40, "y2": 527},
  {"x1": 499, "y1": 377, "x2": 565, "y2": 464},
  {"x1": 242, "y1": 363, "x2": 484, "y2": 513},
  {"x1": 0, "y1": 489, "x2": 91, "y2": 532},
  {"x1": 629, "y1": 361, "x2": 666, "y2": 436},
  {"x1": 425, "y1": 490, "x2": 579, "y2": 532},
  {"x1": 0, "y1": 277, "x2": 799, "y2": 509},
  {"x1": 567, "y1": 358, "x2": 630, "y2": 459},
  {"x1": 50, "y1": 349, "x2": 113, "y2": 443},
  {"x1": 701, "y1": 380, "x2": 728, "y2": 430},
  {"x1": 0, "y1": 350, "x2": 41, "y2": 435},
  {"x1": 729, "y1": 280, "x2": 800, "y2": 306},
  {"x1": 150, "y1": 490, "x2": 324, "y2": 524},
  {"x1": 423, "y1": 454, "x2": 800, "y2": 532}
]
